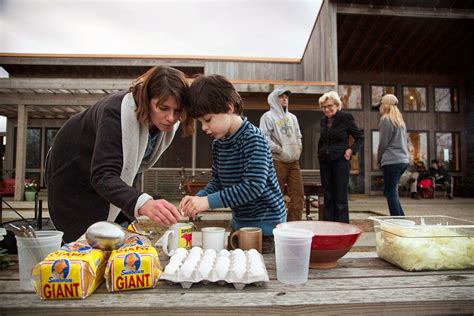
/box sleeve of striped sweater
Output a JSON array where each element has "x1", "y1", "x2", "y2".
[{"x1": 196, "y1": 133, "x2": 270, "y2": 209}]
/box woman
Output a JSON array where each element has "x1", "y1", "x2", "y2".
[
  {"x1": 46, "y1": 66, "x2": 191, "y2": 242},
  {"x1": 375, "y1": 94, "x2": 409, "y2": 216},
  {"x1": 318, "y1": 91, "x2": 364, "y2": 223}
]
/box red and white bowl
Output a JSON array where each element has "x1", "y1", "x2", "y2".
[{"x1": 277, "y1": 221, "x2": 363, "y2": 269}]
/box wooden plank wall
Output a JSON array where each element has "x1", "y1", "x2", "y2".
[
  {"x1": 339, "y1": 72, "x2": 466, "y2": 194},
  {"x1": 302, "y1": 0, "x2": 338, "y2": 83},
  {"x1": 204, "y1": 61, "x2": 303, "y2": 80}
]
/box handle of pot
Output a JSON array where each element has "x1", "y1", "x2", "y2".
[
  {"x1": 229, "y1": 231, "x2": 239, "y2": 250},
  {"x1": 161, "y1": 230, "x2": 176, "y2": 256}
]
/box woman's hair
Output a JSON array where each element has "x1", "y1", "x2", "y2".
[
  {"x1": 318, "y1": 91, "x2": 342, "y2": 110},
  {"x1": 185, "y1": 74, "x2": 243, "y2": 118},
  {"x1": 379, "y1": 94, "x2": 405, "y2": 129},
  {"x1": 130, "y1": 66, "x2": 193, "y2": 135}
]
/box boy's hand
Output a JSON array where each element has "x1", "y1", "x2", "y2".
[
  {"x1": 180, "y1": 195, "x2": 210, "y2": 218},
  {"x1": 138, "y1": 199, "x2": 181, "y2": 226}
]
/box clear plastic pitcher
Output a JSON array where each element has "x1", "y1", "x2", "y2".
[
  {"x1": 273, "y1": 227, "x2": 313, "y2": 284},
  {"x1": 16, "y1": 230, "x2": 64, "y2": 291}
]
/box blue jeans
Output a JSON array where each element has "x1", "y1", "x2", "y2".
[{"x1": 382, "y1": 163, "x2": 408, "y2": 216}]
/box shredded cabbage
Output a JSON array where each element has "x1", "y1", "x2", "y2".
[{"x1": 375, "y1": 227, "x2": 474, "y2": 271}]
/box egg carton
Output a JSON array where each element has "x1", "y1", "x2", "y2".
[{"x1": 160, "y1": 247, "x2": 269, "y2": 290}]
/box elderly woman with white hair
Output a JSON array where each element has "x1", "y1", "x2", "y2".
[
  {"x1": 317, "y1": 91, "x2": 364, "y2": 223},
  {"x1": 374, "y1": 94, "x2": 409, "y2": 216}
]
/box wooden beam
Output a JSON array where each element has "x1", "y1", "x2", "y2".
[
  {"x1": 0, "y1": 78, "x2": 336, "y2": 95},
  {"x1": 0, "y1": 78, "x2": 133, "y2": 90},
  {"x1": 0, "y1": 93, "x2": 103, "y2": 106},
  {"x1": 0, "y1": 56, "x2": 206, "y2": 67},
  {"x1": 336, "y1": 3, "x2": 474, "y2": 19},
  {"x1": 0, "y1": 53, "x2": 301, "y2": 64},
  {"x1": 14, "y1": 105, "x2": 27, "y2": 201}
]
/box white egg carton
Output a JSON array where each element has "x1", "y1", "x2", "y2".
[{"x1": 160, "y1": 246, "x2": 269, "y2": 290}]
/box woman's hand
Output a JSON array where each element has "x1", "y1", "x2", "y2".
[
  {"x1": 180, "y1": 195, "x2": 209, "y2": 218},
  {"x1": 138, "y1": 199, "x2": 181, "y2": 226},
  {"x1": 344, "y1": 148, "x2": 353, "y2": 160}
]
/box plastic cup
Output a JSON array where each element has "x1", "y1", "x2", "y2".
[
  {"x1": 273, "y1": 227, "x2": 313, "y2": 284},
  {"x1": 16, "y1": 230, "x2": 63, "y2": 291}
]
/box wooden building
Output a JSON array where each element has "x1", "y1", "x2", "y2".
[{"x1": 1, "y1": 0, "x2": 473, "y2": 200}]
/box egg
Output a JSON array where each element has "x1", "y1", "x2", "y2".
[
  {"x1": 232, "y1": 264, "x2": 246, "y2": 279},
  {"x1": 200, "y1": 256, "x2": 215, "y2": 266},
  {"x1": 174, "y1": 248, "x2": 188, "y2": 256},
  {"x1": 232, "y1": 256, "x2": 247, "y2": 268},
  {"x1": 218, "y1": 249, "x2": 230, "y2": 257},
  {"x1": 180, "y1": 260, "x2": 196, "y2": 278},
  {"x1": 232, "y1": 248, "x2": 245, "y2": 258},
  {"x1": 164, "y1": 262, "x2": 180, "y2": 275},
  {"x1": 169, "y1": 253, "x2": 186, "y2": 265},
  {"x1": 216, "y1": 256, "x2": 231, "y2": 266},
  {"x1": 248, "y1": 249, "x2": 260, "y2": 258},
  {"x1": 187, "y1": 251, "x2": 202, "y2": 262},
  {"x1": 249, "y1": 263, "x2": 265, "y2": 277},
  {"x1": 204, "y1": 248, "x2": 217, "y2": 257},
  {"x1": 198, "y1": 261, "x2": 213, "y2": 278},
  {"x1": 215, "y1": 261, "x2": 229, "y2": 279},
  {"x1": 190, "y1": 246, "x2": 203, "y2": 256}
]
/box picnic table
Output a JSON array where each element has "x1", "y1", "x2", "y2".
[{"x1": 1, "y1": 251, "x2": 473, "y2": 315}]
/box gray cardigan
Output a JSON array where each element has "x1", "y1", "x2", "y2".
[{"x1": 377, "y1": 118, "x2": 409, "y2": 167}]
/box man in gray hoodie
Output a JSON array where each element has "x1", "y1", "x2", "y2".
[{"x1": 259, "y1": 88, "x2": 304, "y2": 222}]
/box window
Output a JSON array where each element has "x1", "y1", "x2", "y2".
[
  {"x1": 407, "y1": 131, "x2": 428, "y2": 169},
  {"x1": 45, "y1": 128, "x2": 59, "y2": 156},
  {"x1": 14, "y1": 127, "x2": 42, "y2": 169},
  {"x1": 435, "y1": 132, "x2": 460, "y2": 172},
  {"x1": 371, "y1": 85, "x2": 395, "y2": 109},
  {"x1": 371, "y1": 130, "x2": 380, "y2": 171},
  {"x1": 338, "y1": 84, "x2": 362, "y2": 110},
  {"x1": 403, "y1": 86, "x2": 427, "y2": 112},
  {"x1": 435, "y1": 87, "x2": 459, "y2": 112}
]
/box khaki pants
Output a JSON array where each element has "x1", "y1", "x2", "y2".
[
  {"x1": 273, "y1": 160, "x2": 304, "y2": 222},
  {"x1": 399, "y1": 171, "x2": 419, "y2": 193}
]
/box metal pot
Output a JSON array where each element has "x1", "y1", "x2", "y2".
[{"x1": 85, "y1": 221, "x2": 126, "y2": 251}]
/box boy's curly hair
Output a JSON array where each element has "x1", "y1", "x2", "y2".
[{"x1": 185, "y1": 74, "x2": 243, "y2": 118}]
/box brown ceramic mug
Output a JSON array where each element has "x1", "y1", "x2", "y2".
[{"x1": 230, "y1": 227, "x2": 262, "y2": 253}]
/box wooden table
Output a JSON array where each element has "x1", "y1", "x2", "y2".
[{"x1": 0, "y1": 252, "x2": 473, "y2": 315}]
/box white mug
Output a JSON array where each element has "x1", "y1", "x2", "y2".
[
  {"x1": 161, "y1": 223, "x2": 193, "y2": 256},
  {"x1": 201, "y1": 227, "x2": 226, "y2": 251}
]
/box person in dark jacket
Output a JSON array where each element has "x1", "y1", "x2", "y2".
[
  {"x1": 429, "y1": 159, "x2": 454, "y2": 199},
  {"x1": 45, "y1": 66, "x2": 192, "y2": 242},
  {"x1": 318, "y1": 91, "x2": 364, "y2": 223}
]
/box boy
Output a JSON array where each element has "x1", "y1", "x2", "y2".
[{"x1": 180, "y1": 75, "x2": 286, "y2": 253}]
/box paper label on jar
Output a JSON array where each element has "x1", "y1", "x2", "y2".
[{"x1": 177, "y1": 225, "x2": 193, "y2": 250}]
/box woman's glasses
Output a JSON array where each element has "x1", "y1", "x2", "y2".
[{"x1": 321, "y1": 103, "x2": 335, "y2": 110}]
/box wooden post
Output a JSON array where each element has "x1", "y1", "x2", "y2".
[{"x1": 14, "y1": 104, "x2": 28, "y2": 201}]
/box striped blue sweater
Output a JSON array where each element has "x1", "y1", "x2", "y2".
[{"x1": 196, "y1": 118, "x2": 286, "y2": 236}]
